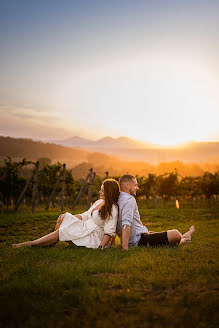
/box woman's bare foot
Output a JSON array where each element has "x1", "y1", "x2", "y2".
[
  {"x1": 181, "y1": 225, "x2": 195, "y2": 244},
  {"x1": 12, "y1": 241, "x2": 32, "y2": 247}
]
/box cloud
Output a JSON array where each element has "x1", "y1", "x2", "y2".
[
  {"x1": 1, "y1": 106, "x2": 60, "y2": 121},
  {"x1": 0, "y1": 105, "x2": 82, "y2": 140}
]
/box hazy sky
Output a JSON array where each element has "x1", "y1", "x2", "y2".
[{"x1": 0, "y1": 0, "x2": 219, "y2": 145}]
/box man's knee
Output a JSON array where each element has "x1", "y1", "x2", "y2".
[{"x1": 167, "y1": 229, "x2": 182, "y2": 244}]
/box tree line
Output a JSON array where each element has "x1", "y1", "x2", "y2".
[{"x1": 0, "y1": 157, "x2": 218, "y2": 211}]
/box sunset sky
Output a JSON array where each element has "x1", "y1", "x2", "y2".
[{"x1": 0, "y1": 0, "x2": 219, "y2": 146}]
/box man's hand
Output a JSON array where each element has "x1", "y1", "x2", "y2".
[
  {"x1": 122, "y1": 225, "x2": 130, "y2": 250},
  {"x1": 110, "y1": 234, "x2": 116, "y2": 246}
]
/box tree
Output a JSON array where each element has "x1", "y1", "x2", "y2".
[
  {"x1": 140, "y1": 174, "x2": 157, "y2": 198},
  {"x1": 0, "y1": 157, "x2": 32, "y2": 210},
  {"x1": 157, "y1": 172, "x2": 179, "y2": 200},
  {"x1": 200, "y1": 172, "x2": 219, "y2": 199},
  {"x1": 38, "y1": 162, "x2": 62, "y2": 203}
]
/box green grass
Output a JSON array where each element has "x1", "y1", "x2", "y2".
[{"x1": 0, "y1": 207, "x2": 219, "y2": 328}]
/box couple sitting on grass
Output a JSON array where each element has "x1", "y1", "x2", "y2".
[{"x1": 13, "y1": 175, "x2": 195, "y2": 250}]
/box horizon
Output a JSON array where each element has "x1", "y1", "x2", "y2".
[
  {"x1": 0, "y1": 0, "x2": 219, "y2": 146},
  {"x1": 1, "y1": 134, "x2": 219, "y2": 170},
  {"x1": 1, "y1": 133, "x2": 219, "y2": 150}
]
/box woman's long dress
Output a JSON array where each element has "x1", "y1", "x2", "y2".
[{"x1": 59, "y1": 199, "x2": 118, "y2": 248}]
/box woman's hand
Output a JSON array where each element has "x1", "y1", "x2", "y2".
[
  {"x1": 99, "y1": 234, "x2": 111, "y2": 248},
  {"x1": 74, "y1": 214, "x2": 83, "y2": 220},
  {"x1": 55, "y1": 214, "x2": 66, "y2": 231},
  {"x1": 57, "y1": 214, "x2": 65, "y2": 223}
]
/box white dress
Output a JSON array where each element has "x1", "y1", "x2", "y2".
[{"x1": 59, "y1": 199, "x2": 118, "y2": 248}]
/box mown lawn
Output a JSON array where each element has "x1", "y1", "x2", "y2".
[{"x1": 0, "y1": 207, "x2": 219, "y2": 328}]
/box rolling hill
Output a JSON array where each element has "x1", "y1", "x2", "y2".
[
  {"x1": 0, "y1": 136, "x2": 88, "y2": 168},
  {"x1": 0, "y1": 136, "x2": 218, "y2": 178}
]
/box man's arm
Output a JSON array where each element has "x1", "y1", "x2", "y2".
[
  {"x1": 120, "y1": 198, "x2": 135, "y2": 250},
  {"x1": 122, "y1": 225, "x2": 131, "y2": 250}
]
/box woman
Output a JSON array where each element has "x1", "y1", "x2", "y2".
[{"x1": 12, "y1": 179, "x2": 120, "y2": 249}]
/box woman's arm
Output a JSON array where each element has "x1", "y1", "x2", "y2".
[
  {"x1": 74, "y1": 214, "x2": 82, "y2": 220},
  {"x1": 56, "y1": 213, "x2": 82, "y2": 222},
  {"x1": 100, "y1": 205, "x2": 118, "y2": 248}
]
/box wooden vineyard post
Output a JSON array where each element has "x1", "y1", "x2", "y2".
[
  {"x1": 61, "y1": 164, "x2": 66, "y2": 211},
  {"x1": 191, "y1": 178, "x2": 194, "y2": 208},
  {"x1": 32, "y1": 161, "x2": 39, "y2": 213},
  {"x1": 36, "y1": 189, "x2": 40, "y2": 208},
  {"x1": 71, "y1": 169, "x2": 92, "y2": 210},
  {"x1": 14, "y1": 167, "x2": 35, "y2": 212},
  {"x1": 155, "y1": 183, "x2": 158, "y2": 208},
  {"x1": 45, "y1": 167, "x2": 63, "y2": 211},
  {"x1": 79, "y1": 179, "x2": 83, "y2": 207},
  {"x1": 87, "y1": 169, "x2": 94, "y2": 209},
  {"x1": 92, "y1": 172, "x2": 96, "y2": 201},
  {"x1": 101, "y1": 171, "x2": 109, "y2": 183}
]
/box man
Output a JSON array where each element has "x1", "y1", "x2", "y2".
[{"x1": 117, "y1": 174, "x2": 195, "y2": 250}]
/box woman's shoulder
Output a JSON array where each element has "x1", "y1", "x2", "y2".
[
  {"x1": 92, "y1": 198, "x2": 104, "y2": 207},
  {"x1": 97, "y1": 198, "x2": 104, "y2": 204}
]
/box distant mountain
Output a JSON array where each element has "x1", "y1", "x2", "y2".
[
  {"x1": 52, "y1": 136, "x2": 157, "y2": 149},
  {"x1": 52, "y1": 136, "x2": 92, "y2": 148},
  {"x1": 51, "y1": 136, "x2": 219, "y2": 163}
]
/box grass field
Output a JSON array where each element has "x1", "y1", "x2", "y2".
[{"x1": 0, "y1": 207, "x2": 219, "y2": 328}]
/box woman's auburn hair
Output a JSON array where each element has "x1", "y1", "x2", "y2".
[{"x1": 98, "y1": 178, "x2": 120, "y2": 220}]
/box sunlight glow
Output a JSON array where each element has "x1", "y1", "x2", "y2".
[{"x1": 60, "y1": 54, "x2": 219, "y2": 145}]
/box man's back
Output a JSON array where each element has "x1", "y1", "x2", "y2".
[{"x1": 117, "y1": 191, "x2": 148, "y2": 246}]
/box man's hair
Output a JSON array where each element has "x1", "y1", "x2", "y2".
[{"x1": 119, "y1": 174, "x2": 135, "y2": 186}]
